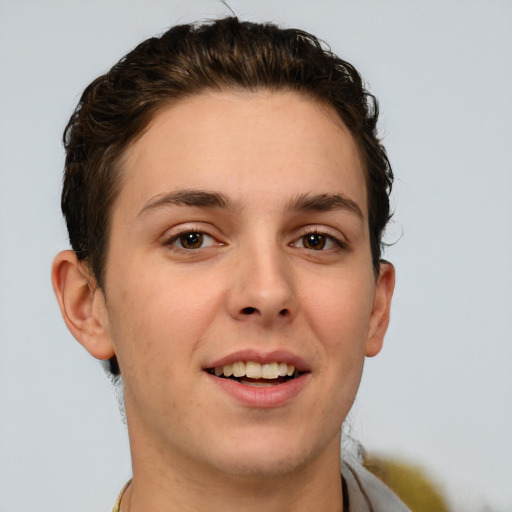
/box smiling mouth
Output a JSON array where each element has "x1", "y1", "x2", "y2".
[{"x1": 206, "y1": 361, "x2": 304, "y2": 387}]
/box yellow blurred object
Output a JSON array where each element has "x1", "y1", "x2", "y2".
[{"x1": 363, "y1": 452, "x2": 450, "y2": 512}]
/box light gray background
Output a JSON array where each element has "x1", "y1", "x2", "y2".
[{"x1": 1, "y1": 1, "x2": 511, "y2": 511}]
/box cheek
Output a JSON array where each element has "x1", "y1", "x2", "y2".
[
  {"x1": 302, "y1": 273, "x2": 375, "y2": 352},
  {"x1": 105, "y1": 261, "x2": 224, "y2": 375},
  {"x1": 307, "y1": 275, "x2": 375, "y2": 412}
]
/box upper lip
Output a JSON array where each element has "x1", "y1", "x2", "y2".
[{"x1": 205, "y1": 349, "x2": 310, "y2": 372}]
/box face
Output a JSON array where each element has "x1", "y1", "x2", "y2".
[{"x1": 99, "y1": 91, "x2": 392, "y2": 478}]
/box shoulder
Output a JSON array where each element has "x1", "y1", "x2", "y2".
[{"x1": 342, "y1": 460, "x2": 411, "y2": 512}]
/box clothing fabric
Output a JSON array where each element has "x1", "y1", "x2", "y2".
[
  {"x1": 112, "y1": 480, "x2": 130, "y2": 512},
  {"x1": 342, "y1": 460, "x2": 411, "y2": 511},
  {"x1": 111, "y1": 461, "x2": 410, "y2": 512}
]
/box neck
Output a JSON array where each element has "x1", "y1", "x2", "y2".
[{"x1": 122, "y1": 435, "x2": 344, "y2": 512}]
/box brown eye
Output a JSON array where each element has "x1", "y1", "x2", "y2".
[
  {"x1": 302, "y1": 233, "x2": 327, "y2": 250},
  {"x1": 292, "y1": 232, "x2": 343, "y2": 251},
  {"x1": 173, "y1": 231, "x2": 215, "y2": 250},
  {"x1": 179, "y1": 232, "x2": 203, "y2": 249}
]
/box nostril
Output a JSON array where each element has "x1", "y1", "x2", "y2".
[
  {"x1": 241, "y1": 307, "x2": 257, "y2": 315},
  {"x1": 279, "y1": 308, "x2": 289, "y2": 316}
]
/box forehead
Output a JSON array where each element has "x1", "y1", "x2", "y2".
[{"x1": 118, "y1": 90, "x2": 367, "y2": 217}]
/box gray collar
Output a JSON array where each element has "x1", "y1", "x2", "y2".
[{"x1": 341, "y1": 461, "x2": 411, "y2": 512}]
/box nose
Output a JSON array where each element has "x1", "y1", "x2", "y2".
[{"x1": 227, "y1": 242, "x2": 298, "y2": 326}]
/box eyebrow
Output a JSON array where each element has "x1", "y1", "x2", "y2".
[
  {"x1": 138, "y1": 189, "x2": 364, "y2": 221},
  {"x1": 138, "y1": 189, "x2": 236, "y2": 217},
  {"x1": 287, "y1": 193, "x2": 365, "y2": 220}
]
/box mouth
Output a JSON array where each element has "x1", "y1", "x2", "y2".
[{"x1": 206, "y1": 361, "x2": 305, "y2": 387}]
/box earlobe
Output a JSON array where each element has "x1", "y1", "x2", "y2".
[
  {"x1": 51, "y1": 250, "x2": 115, "y2": 360},
  {"x1": 365, "y1": 261, "x2": 395, "y2": 358}
]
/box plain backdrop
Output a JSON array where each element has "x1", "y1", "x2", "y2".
[{"x1": 1, "y1": 1, "x2": 511, "y2": 511}]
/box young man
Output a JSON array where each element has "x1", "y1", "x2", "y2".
[{"x1": 52, "y1": 17, "x2": 407, "y2": 512}]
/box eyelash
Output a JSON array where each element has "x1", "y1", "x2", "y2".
[
  {"x1": 164, "y1": 228, "x2": 346, "y2": 252},
  {"x1": 165, "y1": 230, "x2": 219, "y2": 251},
  {"x1": 291, "y1": 230, "x2": 346, "y2": 251}
]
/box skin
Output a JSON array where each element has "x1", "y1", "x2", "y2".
[{"x1": 52, "y1": 90, "x2": 395, "y2": 512}]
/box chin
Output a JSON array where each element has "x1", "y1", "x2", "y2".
[
  {"x1": 213, "y1": 448, "x2": 310, "y2": 479},
  {"x1": 205, "y1": 426, "x2": 338, "y2": 480}
]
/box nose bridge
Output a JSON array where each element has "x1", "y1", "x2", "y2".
[{"x1": 228, "y1": 233, "x2": 297, "y2": 324}]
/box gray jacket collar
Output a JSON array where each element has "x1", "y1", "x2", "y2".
[{"x1": 342, "y1": 461, "x2": 411, "y2": 512}]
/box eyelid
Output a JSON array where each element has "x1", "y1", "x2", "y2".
[
  {"x1": 291, "y1": 226, "x2": 348, "y2": 249},
  {"x1": 161, "y1": 223, "x2": 224, "y2": 250},
  {"x1": 170, "y1": 232, "x2": 216, "y2": 250}
]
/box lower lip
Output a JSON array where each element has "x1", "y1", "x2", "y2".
[{"x1": 206, "y1": 372, "x2": 309, "y2": 408}]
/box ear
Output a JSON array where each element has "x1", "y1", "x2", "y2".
[
  {"x1": 51, "y1": 250, "x2": 115, "y2": 360},
  {"x1": 365, "y1": 261, "x2": 395, "y2": 358}
]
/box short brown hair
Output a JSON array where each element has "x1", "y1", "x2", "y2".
[{"x1": 63, "y1": 16, "x2": 393, "y2": 287}]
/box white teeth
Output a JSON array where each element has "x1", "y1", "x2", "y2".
[
  {"x1": 223, "y1": 364, "x2": 233, "y2": 377},
  {"x1": 212, "y1": 361, "x2": 298, "y2": 380},
  {"x1": 261, "y1": 362, "x2": 279, "y2": 379},
  {"x1": 232, "y1": 361, "x2": 246, "y2": 378},
  {"x1": 245, "y1": 361, "x2": 262, "y2": 379}
]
